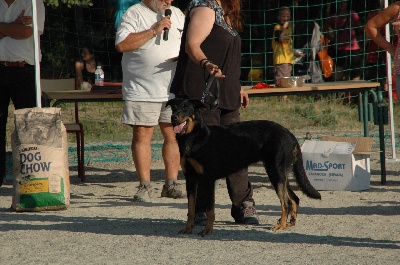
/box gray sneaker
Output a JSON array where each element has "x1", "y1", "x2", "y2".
[
  {"x1": 133, "y1": 184, "x2": 152, "y2": 202},
  {"x1": 161, "y1": 182, "x2": 185, "y2": 198},
  {"x1": 231, "y1": 202, "x2": 259, "y2": 225},
  {"x1": 194, "y1": 212, "x2": 207, "y2": 226}
]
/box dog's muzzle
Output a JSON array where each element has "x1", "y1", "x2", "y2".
[{"x1": 171, "y1": 114, "x2": 188, "y2": 134}]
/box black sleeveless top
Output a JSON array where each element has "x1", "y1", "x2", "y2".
[
  {"x1": 170, "y1": 0, "x2": 242, "y2": 110},
  {"x1": 82, "y1": 60, "x2": 97, "y2": 85}
]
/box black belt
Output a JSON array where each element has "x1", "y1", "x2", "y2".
[{"x1": 0, "y1": 61, "x2": 27, "y2": 67}]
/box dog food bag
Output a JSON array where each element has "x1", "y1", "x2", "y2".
[{"x1": 11, "y1": 107, "x2": 70, "y2": 212}]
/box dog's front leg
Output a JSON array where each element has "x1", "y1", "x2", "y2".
[
  {"x1": 198, "y1": 179, "x2": 216, "y2": 236},
  {"x1": 179, "y1": 177, "x2": 197, "y2": 234},
  {"x1": 199, "y1": 208, "x2": 215, "y2": 236}
]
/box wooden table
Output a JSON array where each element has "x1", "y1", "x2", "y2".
[
  {"x1": 42, "y1": 81, "x2": 387, "y2": 184},
  {"x1": 42, "y1": 90, "x2": 123, "y2": 107},
  {"x1": 244, "y1": 80, "x2": 380, "y2": 96}
]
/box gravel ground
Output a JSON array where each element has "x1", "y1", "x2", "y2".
[{"x1": 0, "y1": 152, "x2": 399, "y2": 265}]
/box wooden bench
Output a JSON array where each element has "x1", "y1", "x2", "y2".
[{"x1": 41, "y1": 78, "x2": 85, "y2": 181}]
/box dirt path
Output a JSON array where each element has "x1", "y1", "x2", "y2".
[{"x1": 0, "y1": 153, "x2": 399, "y2": 264}]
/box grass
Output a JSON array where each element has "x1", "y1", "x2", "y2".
[
  {"x1": 240, "y1": 95, "x2": 363, "y2": 138},
  {"x1": 6, "y1": 93, "x2": 400, "y2": 152}
]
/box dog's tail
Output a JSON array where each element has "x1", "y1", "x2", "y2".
[{"x1": 293, "y1": 145, "x2": 321, "y2": 200}]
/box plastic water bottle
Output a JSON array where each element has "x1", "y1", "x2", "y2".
[{"x1": 95, "y1": 66, "x2": 104, "y2": 86}]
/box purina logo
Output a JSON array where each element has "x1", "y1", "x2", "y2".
[{"x1": 305, "y1": 160, "x2": 346, "y2": 171}]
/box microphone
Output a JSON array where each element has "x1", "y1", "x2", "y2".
[{"x1": 163, "y1": 9, "x2": 172, "y2": 41}]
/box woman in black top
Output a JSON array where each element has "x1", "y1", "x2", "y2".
[
  {"x1": 171, "y1": 0, "x2": 258, "y2": 225},
  {"x1": 75, "y1": 46, "x2": 100, "y2": 89}
]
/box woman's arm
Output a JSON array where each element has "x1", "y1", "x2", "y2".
[
  {"x1": 185, "y1": 7, "x2": 224, "y2": 77},
  {"x1": 75, "y1": 61, "x2": 83, "y2": 86},
  {"x1": 365, "y1": 2, "x2": 400, "y2": 56}
]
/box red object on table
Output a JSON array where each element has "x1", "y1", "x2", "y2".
[{"x1": 252, "y1": 82, "x2": 270, "y2": 89}]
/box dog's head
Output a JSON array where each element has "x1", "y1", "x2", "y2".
[{"x1": 166, "y1": 97, "x2": 206, "y2": 135}]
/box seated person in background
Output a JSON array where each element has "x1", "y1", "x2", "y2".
[{"x1": 75, "y1": 46, "x2": 101, "y2": 90}]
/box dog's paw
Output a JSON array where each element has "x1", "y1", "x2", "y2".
[
  {"x1": 271, "y1": 221, "x2": 287, "y2": 232},
  {"x1": 178, "y1": 226, "x2": 193, "y2": 234},
  {"x1": 198, "y1": 226, "x2": 213, "y2": 237}
]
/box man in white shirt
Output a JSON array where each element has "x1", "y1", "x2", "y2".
[
  {"x1": 115, "y1": 0, "x2": 185, "y2": 201},
  {"x1": 0, "y1": 0, "x2": 45, "y2": 186}
]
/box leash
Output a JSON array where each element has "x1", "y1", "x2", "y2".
[{"x1": 201, "y1": 72, "x2": 220, "y2": 110}]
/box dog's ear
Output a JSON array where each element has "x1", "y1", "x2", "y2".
[
  {"x1": 166, "y1": 97, "x2": 184, "y2": 108},
  {"x1": 188, "y1": 99, "x2": 206, "y2": 110},
  {"x1": 166, "y1": 99, "x2": 174, "y2": 108}
]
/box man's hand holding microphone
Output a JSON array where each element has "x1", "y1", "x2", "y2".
[{"x1": 151, "y1": 9, "x2": 172, "y2": 41}]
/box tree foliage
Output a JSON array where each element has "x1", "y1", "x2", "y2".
[{"x1": 43, "y1": 0, "x2": 93, "y2": 8}]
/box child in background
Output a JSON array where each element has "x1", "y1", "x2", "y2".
[{"x1": 272, "y1": 6, "x2": 302, "y2": 88}]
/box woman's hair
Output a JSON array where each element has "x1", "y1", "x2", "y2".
[
  {"x1": 224, "y1": 0, "x2": 243, "y2": 32},
  {"x1": 82, "y1": 45, "x2": 95, "y2": 55}
]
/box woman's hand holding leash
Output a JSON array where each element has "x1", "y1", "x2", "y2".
[{"x1": 204, "y1": 61, "x2": 225, "y2": 78}]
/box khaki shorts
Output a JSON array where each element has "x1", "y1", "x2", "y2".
[
  {"x1": 122, "y1": 101, "x2": 172, "y2": 126},
  {"x1": 274, "y1": 63, "x2": 293, "y2": 84}
]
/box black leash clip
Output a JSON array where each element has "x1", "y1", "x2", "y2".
[{"x1": 201, "y1": 91, "x2": 218, "y2": 111}]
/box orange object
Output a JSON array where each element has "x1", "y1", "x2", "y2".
[{"x1": 317, "y1": 35, "x2": 334, "y2": 79}]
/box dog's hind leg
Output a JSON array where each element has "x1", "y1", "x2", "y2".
[
  {"x1": 272, "y1": 183, "x2": 290, "y2": 231},
  {"x1": 286, "y1": 187, "x2": 300, "y2": 228},
  {"x1": 266, "y1": 165, "x2": 291, "y2": 231},
  {"x1": 179, "y1": 177, "x2": 198, "y2": 234}
]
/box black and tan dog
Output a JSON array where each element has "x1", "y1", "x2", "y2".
[{"x1": 166, "y1": 98, "x2": 321, "y2": 236}]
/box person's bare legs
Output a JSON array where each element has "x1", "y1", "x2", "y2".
[
  {"x1": 131, "y1": 125, "x2": 154, "y2": 201},
  {"x1": 159, "y1": 122, "x2": 185, "y2": 198},
  {"x1": 159, "y1": 122, "x2": 180, "y2": 181},
  {"x1": 131, "y1": 125, "x2": 154, "y2": 183}
]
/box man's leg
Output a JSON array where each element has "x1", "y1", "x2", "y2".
[
  {"x1": 159, "y1": 122, "x2": 180, "y2": 182},
  {"x1": 0, "y1": 95, "x2": 10, "y2": 186},
  {"x1": 158, "y1": 101, "x2": 184, "y2": 199},
  {"x1": 131, "y1": 125, "x2": 154, "y2": 183},
  {"x1": 131, "y1": 125, "x2": 154, "y2": 201},
  {"x1": 1, "y1": 65, "x2": 36, "y2": 186}
]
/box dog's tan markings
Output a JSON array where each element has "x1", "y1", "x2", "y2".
[
  {"x1": 185, "y1": 146, "x2": 190, "y2": 154},
  {"x1": 272, "y1": 183, "x2": 289, "y2": 231},
  {"x1": 287, "y1": 201, "x2": 298, "y2": 227},
  {"x1": 199, "y1": 208, "x2": 215, "y2": 236},
  {"x1": 184, "y1": 117, "x2": 195, "y2": 134},
  {"x1": 187, "y1": 158, "x2": 204, "y2": 175},
  {"x1": 179, "y1": 193, "x2": 196, "y2": 234}
]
